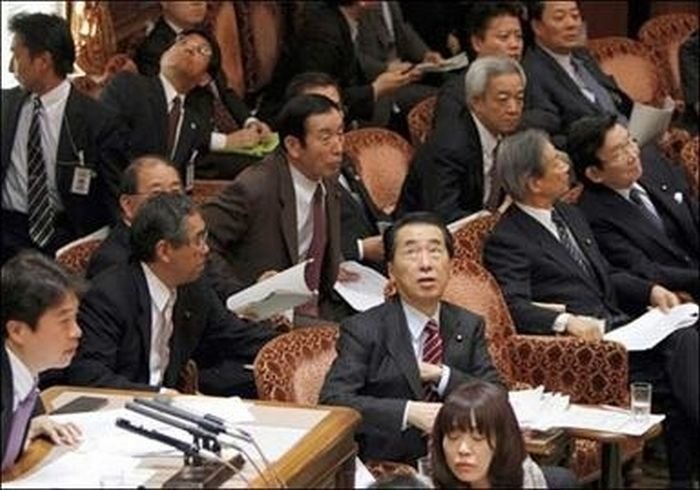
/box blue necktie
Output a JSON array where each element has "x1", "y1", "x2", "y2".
[{"x1": 1, "y1": 386, "x2": 39, "y2": 471}]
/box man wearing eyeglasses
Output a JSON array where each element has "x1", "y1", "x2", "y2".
[
  {"x1": 67, "y1": 193, "x2": 277, "y2": 397},
  {"x1": 569, "y1": 115, "x2": 699, "y2": 301}
]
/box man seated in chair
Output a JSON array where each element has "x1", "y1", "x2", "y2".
[
  {"x1": 67, "y1": 193, "x2": 277, "y2": 397},
  {"x1": 482, "y1": 129, "x2": 698, "y2": 488},
  {"x1": 320, "y1": 212, "x2": 503, "y2": 464},
  {"x1": 86, "y1": 154, "x2": 182, "y2": 279},
  {"x1": 397, "y1": 56, "x2": 525, "y2": 222},
  {"x1": 569, "y1": 115, "x2": 699, "y2": 301},
  {"x1": 2, "y1": 252, "x2": 83, "y2": 471}
]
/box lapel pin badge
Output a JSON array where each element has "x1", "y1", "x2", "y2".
[
  {"x1": 584, "y1": 238, "x2": 592, "y2": 246},
  {"x1": 660, "y1": 184, "x2": 668, "y2": 191},
  {"x1": 184, "y1": 310, "x2": 192, "y2": 319},
  {"x1": 455, "y1": 334, "x2": 463, "y2": 342}
]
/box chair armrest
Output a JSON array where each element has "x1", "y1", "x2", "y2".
[{"x1": 507, "y1": 335, "x2": 629, "y2": 406}]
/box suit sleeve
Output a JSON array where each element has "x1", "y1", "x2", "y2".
[
  {"x1": 483, "y1": 231, "x2": 561, "y2": 334},
  {"x1": 320, "y1": 319, "x2": 407, "y2": 434},
  {"x1": 445, "y1": 318, "x2": 504, "y2": 394},
  {"x1": 68, "y1": 286, "x2": 156, "y2": 391}
]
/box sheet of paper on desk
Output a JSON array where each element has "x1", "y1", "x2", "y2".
[
  {"x1": 226, "y1": 260, "x2": 313, "y2": 319},
  {"x1": 628, "y1": 96, "x2": 675, "y2": 147},
  {"x1": 333, "y1": 260, "x2": 387, "y2": 311},
  {"x1": 173, "y1": 394, "x2": 254, "y2": 423},
  {"x1": 554, "y1": 405, "x2": 665, "y2": 436},
  {"x1": 509, "y1": 386, "x2": 570, "y2": 431},
  {"x1": 604, "y1": 303, "x2": 698, "y2": 350}
]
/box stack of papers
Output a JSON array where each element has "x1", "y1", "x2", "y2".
[
  {"x1": 333, "y1": 261, "x2": 388, "y2": 312},
  {"x1": 509, "y1": 386, "x2": 570, "y2": 430},
  {"x1": 416, "y1": 52, "x2": 470, "y2": 73},
  {"x1": 604, "y1": 303, "x2": 698, "y2": 350}
]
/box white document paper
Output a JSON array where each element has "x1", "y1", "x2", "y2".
[
  {"x1": 416, "y1": 52, "x2": 469, "y2": 73},
  {"x1": 226, "y1": 260, "x2": 313, "y2": 320},
  {"x1": 604, "y1": 303, "x2": 698, "y2": 351},
  {"x1": 509, "y1": 386, "x2": 570, "y2": 430},
  {"x1": 553, "y1": 405, "x2": 665, "y2": 437},
  {"x1": 355, "y1": 457, "x2": 377, "y2": 488},
  {"x1": 334, "y1": 261, "x2": 388, "y2": 311},
  {"x1": 628, "y1": 96, "x2": 675, "y2": 147},
  {"x1": 172, "y1": 395, "x2": 254, "y2": 424}
]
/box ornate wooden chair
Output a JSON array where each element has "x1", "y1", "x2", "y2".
[
  {"x1": 343, "y1": 128, "x2": 414, "y2": 215},
  {"x1": 638, "y1": 13, "x2": 699, "y2": 100},
  {"x1": 442, "y1": 258, "x2": 643, "y2": 484},
  {"x1": 680, "y1": 135, "x2": 699, "y2": 197},
  {"x1": 451, "y1": 211, "x2": 501, "y2": 265},
  {"x1": 406, "y1": 95, "x2": 437, "y2": 147},
  {"x1": 55, "y1": 226, "x2": 110, "y2": 276},
  {"x1": 191, "y1": 179, "x2": 230, "y2": 207}
]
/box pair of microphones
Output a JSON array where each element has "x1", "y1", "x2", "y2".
[{"x1": 115, "y1": 396, "x2": 286, "y2": 488}]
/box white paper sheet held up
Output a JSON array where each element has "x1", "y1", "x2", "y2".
[
  {"x1": 604, "y1": 303, "x2": 698, "y2": 350},
  {"x1": 628, "y1": 96, "x2": 675, "y2": 147},
  {"x1": 226, "y1": 260, "x2": 313, "y2": 319},
  {"x1": 333, "y1": 260, "x2": 388, "y2": 311},
  {"x1": 416, "y1": 52, "x2": 470, "y2": 73}
]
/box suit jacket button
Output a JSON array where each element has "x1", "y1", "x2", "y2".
[
  {"x1": 661, "y1": 184, "x2": 668, "y2": 191},
  {"x1": 455, "y1": 334, "x2": 463, "y2": 342}
]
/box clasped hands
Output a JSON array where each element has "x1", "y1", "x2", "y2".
[
  {"x1": 224, "y1": 120, "x2": 273, "y2": 150},
  {"x1": 406, "y1": 361, "x2": 443, "y2": 433}
]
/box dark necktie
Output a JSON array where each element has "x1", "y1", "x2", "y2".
[
  {"x1": 167, "y1": 95, "x2": 182, "y2": 158},
  {"x1": 485, "y1": 139, "x2": 503, "y2": 211},
  {"x1": 209, "y1": 84, "x2": 239, "y2": 133},
  {"x1": 570, "y1": 57, "x2": 620, "y2": 118},
  {"x1": 551, "y1": 209, "x2": 594, "y2": 278},
  {"x1": 422, "y1": 319, "x2": 443, "y2": 402},
  {"x1": 630, "y1": 188, "x2": 665, "y2": 232},
  {"x1": 298, "y1": 185, "x2": 327, "y2": 318},
  {"x1": 27, "y1": 97, "x2": 55, "y2": 248},
  {"x1": 1, "y1": 386, "x2": 39, "y2": 471}
]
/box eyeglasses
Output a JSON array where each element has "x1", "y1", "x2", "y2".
[{"x1": 174, "y1": 34, "x2": 212, "y2": 58}]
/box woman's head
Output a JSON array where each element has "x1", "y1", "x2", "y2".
[{"x1": 431, "y1": 381, "x2": 525, "y2": 488}]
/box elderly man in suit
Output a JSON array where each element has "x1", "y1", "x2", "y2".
[
  {"x1": 2, "y1": 13, "x2": 127, "y2": 264},
  {"x1": 569, "y1": 115, "x2": 699, "y2": 300},
  {"x1": 67, "y1": 194, "x2": 276, "y2": 396},
  {"x1": 320, "y1": 212, "x2": 503, "y2": 463},
  {"x1": 398, "y1": 56, "x2": 525, "y2": 222},
  {"x1": 2, "y1": 252, "x2": 83, "y2": 471},
  {"x1": 483, "y1": 129, "x2": 698, "y2": 487},
  {"x1": 203, "y1": 94, "x2": 349, "y2": 324}
]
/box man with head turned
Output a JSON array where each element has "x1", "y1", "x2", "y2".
[
  {"x1": 2, "y1": 252, "x2": 84, "y2": 471},
  {"x1": 320, "y1": 212, "x2": 503, "y2": 464},
  {"x1": 483, "y1": 129, "x2": 698, "y2": 488}
]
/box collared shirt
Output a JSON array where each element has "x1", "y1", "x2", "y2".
[
  {"x1": 380, "y1": 1, "x2": 395, "y2": 42},
  {"x1": 159, "y1": 74, "x2": 185, "y2": 160},
  {"x1": 400, "y1": 300, "x2": 451, "y2": 431},
  {"x1": 2, "y1": 79, "x2": 71, "y2": 213},
  {"x1": 5, "y1": 346, "x2": 37, "y2": 412},
  {"x1": 471, "y1": 111, "x2": 500, "y2": 205},
  {"x1": 538, "y1": 44, "x2": 597, "y2": 103},
  {"x1": 289, "y1": 163, "x2": 326, "y2": 261},
  {"x1": 141, "y1": 263, "x2": 177, "y2": 386},
  {"x1": 163, "y1": 17, "x2": 184, "y2": 35},
  {"x1": 339, "y1": 7, "x2": 359, "y2": 44}
]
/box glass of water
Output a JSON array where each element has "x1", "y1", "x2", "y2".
[{"x1": 630, "y1": 382, "x2": 652, "y2": 423}]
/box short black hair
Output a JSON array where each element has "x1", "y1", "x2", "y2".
[
  {"x1": 567, "y1": 114, "x2": 618, "y2": 185},
  {"x1": 119, "y1": 154, "x2": 179, "y2": 196},
  {"x1": 9, "y1": 12, "x2": 75, "y2": 78},
  {"x1": 2, "y1": 251, "x2": 86, "y2": 338},
  {"x1": 468, "y1": 2, "x2": 525, "y2": 38},
  {"x1": 275, "y1": 94, "x2": 341, "y2": 149},
  {"x1": 284, "y1": 71, "x2": 341, "y2": 101},
  {"x1": 130, "y1": 193, "x2": 197, "y2": 263},
  {"x1": 384, "y1": 212, "x2": 454, "y2": 263},
  {"x1": 178, "y1": 27, "x2": 221, "y2": 79},
  {"x1": 527, "y1": 0, "x2": 580, "y2": 21}
]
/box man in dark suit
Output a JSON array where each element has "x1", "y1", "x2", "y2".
[
  {"x1": 320, "y1": 212, "x2": 503, "y2": 463},
  {"x1": 134, "y1": 1, "x2": 273, "y2": 179},
  {"x1": 203, "y1": 95, "x2": 347, "y2": 324},
  {"x1": 67, "y1": 194, "x2": 276, "y2": 396},
  {"x1": 398, "y1": 56, "x2": 525, "y2": 222},
  {"x1": 86, "y1": 155, "x2": 183, "y2": 280},
  {"x1": 2, "y1": 252, "x2": 83, "y2": 470},
  {"x1": 569, "y1": 115, "x2": 699, "y2": 300},
  {"x1": 483, "y1": 129, "x2": 698, "y2": 487},
  {"x1": 2, "y1": 13, "x2": 127, "y2": 264},
  {"x1": 433, "y1": 1, "x2": 524, "y2": 130}
]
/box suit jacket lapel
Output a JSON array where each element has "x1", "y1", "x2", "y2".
[
  {"x1": 277, "y1": 154, "x2": 298, "y2": 263},
  {"x1": 642, "y1": 177, "x2": 699, "y2": 251},
  {"x1": 536, "y1": 46, "x2": 599, "y2": 113},
  {"x1": 385, "y1": 299, "x2": 423, "y2": 399},
  {"x1": 147, "y1": 77, "x2": 169, "y2": 153},
  {"x1": 172, "y1": 108, "x2": 199, "y2": 166},
  {"x1": 464, "y1": 110, "x2": 486, "y2": 200},
  {"x1": 133, "y1": 265, "x2": 154, "y2": 364}
]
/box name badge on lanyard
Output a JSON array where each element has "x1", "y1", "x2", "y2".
[{"x1": 70, "y1": 150, "x2": 92, "y2": 195}]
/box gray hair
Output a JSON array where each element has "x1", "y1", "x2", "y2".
[
  {"x1": 497, "y1": 129, "x2": 550, "y2": 202},
  {"x1": 464, "y1": 55, "x2": 526, "y2": 103}
]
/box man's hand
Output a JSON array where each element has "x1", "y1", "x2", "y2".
[
  {"x1": 27, "y1": 415, "x2": 82, "y2": 447},
  {"x1": 361, "y1": 235, "x2": 384, "y2": 263},
  {"x1": 246, "y1": 120, "x2": 273, "y2": 142},
  {"x1": 226, "y1": 127, "x2": 261, "y2": 149},
  {"x1": 418, "y1": 361, "x2": 442, "y2": 383},
  {"x1": 422, "y1": 51, "x2": 444, "y2": 64},
  {"x1": 649, "y1": 285, "x2": 680, "y2": 312},
  {"x1": 565, "y1": 315, "x2": 604, "y2": 342},
  {"x1": 372, "y1": 70, "x2": 414, "y2": 99},
  {"x1": 387, "y1": 60, "x2": 413, "y2": 73},
  {"x1": 406, "y1": 401, "x2": 442, "y2": 433}
]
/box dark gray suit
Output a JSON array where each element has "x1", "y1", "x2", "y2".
[{"x1": 320, "y1": 298, "x2": 503, "y2": 463}]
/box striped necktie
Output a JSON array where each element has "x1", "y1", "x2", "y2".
[
  {"x1": 27, "y1": 97, "x2": 55, "y2": 248},
  {"x1": 422, "y1": 319, "x2": 443, "y2": 401}
]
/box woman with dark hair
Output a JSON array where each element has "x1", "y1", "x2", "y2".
[{"x1": 430, "y1": 380, "x2": 548, "y2": 488}]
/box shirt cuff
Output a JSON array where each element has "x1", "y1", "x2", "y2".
[
  {"x1": 356, "y1": 239, "x2": 364, "y2": 261},
  {"x1": 401, "y1": 400, "x2": 410, "y2": 431},
  {"x1": 244, "y1": 117, "x2": 259, "y2": 128},
  {"x1": 210, "y1": 132, "x2": 227, "y2": 151},
  {"x1": 552, "y1": 313, "x2": 571, "y2": 333},
  {"x1": 436, "y1": 364, "x2": 451, "y2": 397}
]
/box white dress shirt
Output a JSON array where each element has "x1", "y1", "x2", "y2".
[
  {"x1": 289, "y1": 163, "x2": 326, "y2": 261},
  {"x1": 614, "y1": 182, "x2": 662, "y2": 219},
  {"x1": 5, "y1": 346, "x2": 37, "y2": 412},
  {"x1": 471, "y1": 111, "x2": 500, "y2": 205},
  {"x1": 141, "y1": 263, "x2": 177, "y2": 386},
  {"x1": 159, "y1": 74, "x2": 186, "y2": 160},
  {"x1": 2, "y1": 79, "x2": 71, "y2": 213}
]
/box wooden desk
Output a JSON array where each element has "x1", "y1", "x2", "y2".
[{"x1": 2, "y1": 386, "x2": 361, "y2": 488}]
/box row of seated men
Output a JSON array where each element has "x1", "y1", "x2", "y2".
[{"x1": 1, "y1": 1, "x2": 698, "y2": 486}]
